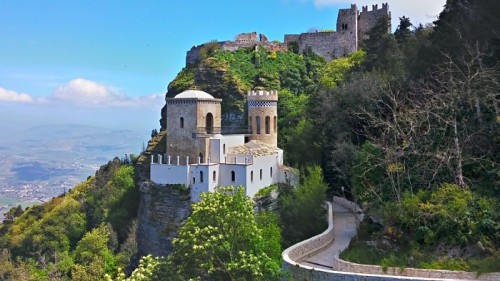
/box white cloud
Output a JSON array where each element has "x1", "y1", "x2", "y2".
[
  {"x1": 312, "y1": 0, "x2": 446, "y2": 28},
  {"x1": 0, "y1": 87, "x2": 35, "y2": 103},
  {"x1": 52, "y1": 78, "x2": 164, "y2": 109}
]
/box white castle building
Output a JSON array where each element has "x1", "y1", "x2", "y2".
[{"x1": 150, "y1": 89, "x2": 293, "y2": 201}]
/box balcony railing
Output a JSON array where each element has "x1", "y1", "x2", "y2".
[{"x1": 195, "y1": 126, "x2": 253, "y2": 137}]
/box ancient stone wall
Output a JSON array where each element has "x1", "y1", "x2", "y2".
[
  {"x1": 186, "y1": 33, "x2": 286, "y2": 65},
  {"x1": 285, "y1": 31, "x2": 353, "y2": 61},
  {"x1": 358, "y1": 3, "x2": 391, "y2": 42}
]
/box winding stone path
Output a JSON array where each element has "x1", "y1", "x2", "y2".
[{"x1": 298, "y1": 201, "x2": 358, "y2": 270}]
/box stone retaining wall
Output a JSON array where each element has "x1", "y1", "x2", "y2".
[
  {"x1": 282, "y1": 196, "x2": 500, "y2": 281},
  {"x1": 282, "y1": 202, "x2": 334, "y2": 262},
  {"x1": 333, "y1": 254, "x2": 500, "y2": 281}
]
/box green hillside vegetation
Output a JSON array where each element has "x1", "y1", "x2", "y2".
[{"x1": 0, "y1": 158, "x2": 139, "y2": 280}]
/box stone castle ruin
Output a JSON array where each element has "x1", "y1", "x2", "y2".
[
  {"x1": 186, "y1": 3, "x2": 390, "y2": 64},
  {"x1": 186, "y1": 32, "x2": 287, "y2": 65},
  {"x1": 285, "y1": 3, "x2": 391, "y2": 61}
]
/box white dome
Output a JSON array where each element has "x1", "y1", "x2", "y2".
[{"x1": 174, "y1": 90, "x2": 214, "y2": 99}]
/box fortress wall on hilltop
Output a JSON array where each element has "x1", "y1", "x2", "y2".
[
  {"x1": 358, "y1": 3, "x2": 391, "y2": 41},
  {"x1": 286, "y1": 32, "x2": 352, "y2": 61}
]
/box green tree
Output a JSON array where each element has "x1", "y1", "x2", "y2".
[
  {"x1": 73, "y1": 224, "x2": 115, "y2": 275},
  {"x1": 319, "y1": 50, "x2": 365, "y2": 89},
  {"x1": 279, "y1": 166, "x2": 328, "y2": 246},
  {"x1": 165, "y1": 186, "x2": 281, "y2": 281}
]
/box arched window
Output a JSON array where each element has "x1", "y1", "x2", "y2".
[
  {"x1": 231, "y1": 171, "x2": 236, "y2": 182},
  {"x1": 249, "y1": 116, "x2": 252, "y2": 131},
  {"x1": 180, "y1": 117, "x2": 184, "y2": 128},
  {"x1": 265, "y1": 116, "x2": 270, "y2": 134},
  {"x1": 193, "y1": 177, "x2": 196, "y2": 184},
  {"x1": 200, "y1": 171, "x2": 204, "y2": 183},
  {"x1": 206, "y1": 113, "x2": 213, "y2": 134},
  {"x1": 199, "y1": 152, "x2": 204, "y2": 163},
  {"x1": 223, "y1": 144, "x2": 226, "y2": 154},
  {"x1": 260, "y1": 169, "x2": 263, "y2": 180},
  {"x1": 270, "y1": 167, "x2": 273, "y2": 177},
  {"x1": 273, "y1": 116, "x2": 277, "y2": 133},
  {"x1": 256, "y1": 116, "x2": 261, "y2": 134},
  {"x1": 251, "y1": 171, "x2": 254, "y2": 182},
  {"x1": 213, "y1": 171, "x2": 216, "y2": 182}
]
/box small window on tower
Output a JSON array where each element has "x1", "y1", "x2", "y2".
[
  {"x1": 180, "y1": 117, "x2": 184, "y2": 128},
  {"x1": 200, "y1": 171, "x2": 204, "y2": 183},
  {"x1": 265, "y1": 116, "x2": 270, "y2": 134},
  {"x1": 231, "y1": 171, "x2": 236, "y2": 182},
  {"x1": 256, "y1": 116, "x2": 261, "y2": 134}
]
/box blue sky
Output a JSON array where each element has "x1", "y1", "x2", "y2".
[{"x1": 0, "y1": 0, "x2": 446, "y2": 132}]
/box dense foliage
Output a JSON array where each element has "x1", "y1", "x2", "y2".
[
  {"x1": 109, "y1": 187, "x2": 282, "y2": 281},
  {"x1": 0, "y1": 158, "x2": 139, "y2": 280},
  {"x1": 278, "y1": 166, "x2": 328, "y2": 247}
]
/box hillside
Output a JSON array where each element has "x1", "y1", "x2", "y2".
[{"x1": 0, "y1": 0, "x2": 498, "y2": 280}]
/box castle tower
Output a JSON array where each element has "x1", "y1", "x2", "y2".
[
  {"x1": 166, "y1": 90, "x2": 222, "y2": 164},
  {"x1": 336, "y1": 4, "x2": 358, "y2": 55},
  {"x1": 358, "y1": 3, "x2": 391, "y2": 42},
  {"x1": 247, "y1": 90, "x2": 278, "y2": 147}
]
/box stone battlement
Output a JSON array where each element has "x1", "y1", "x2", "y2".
[
  {"x1": 361, "y1": 3, "x2": 389, "y2": 13},
  {"x1": 247, "y1": 90, "x2": 278, "y2": 101},
  {"x1": 285, "y1": 2, "x2": 390, "y2": 61}
]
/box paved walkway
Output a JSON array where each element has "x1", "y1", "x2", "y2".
[{"x1": 299, "y1": 202, "x2": 358, "y2": 270}]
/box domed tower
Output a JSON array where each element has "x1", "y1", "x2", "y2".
[
  {"x1": 166, "y1": 90, "x2": 222, "y2": 164},
  {"x1": 247, "y1": 90, "x2": 278, "y2": 147}
]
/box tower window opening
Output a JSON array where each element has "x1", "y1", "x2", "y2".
[
  {"x1": 231, "y1": 171, "x2": 236, "y2": 182},
  {"x1": 223, "y1": 144, "x2": 226, "y2": 154},
  {"x1": 251, "y1": 171, "x2": 254, "y2": 182},
  {"x1": 256, "y1": 116, "x2": 261, "y2": 134},
  {"x1": 260, "y1": 169, "x2": 263, "y2": 180},
  {"x1": 180, "y1": 117, "x2": 184, "y2": 128},
  {"x1": 265, "y1": 116, "x2": 270, "y2": 134},
  {"x1": 200, "y1": 171, "x2": 204, "y2": 183},
  {"x1": 213, "y1": 171, "x2": 216, "y2": 182},
  {"x1": 249, "y1": 116, "x2": 252, "y2": 131},
  {"x1": 206, "y1": 113, "x2": 214, "y2": 134},
  {"x1": 270, "y1": 167, "x2": 273, "y2": 177},
  {"x1": 199, "y1": 153, "x2": 204, "y2": 163},
  {"x1": 273, "y1": 116, "x2": 277, "y2": 133},
  {"x1": 193, "y1": 177, "x2": 196, "y2": 184}
]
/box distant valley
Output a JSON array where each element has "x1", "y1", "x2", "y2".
[{"x1": 0, "y1": 123, "x2": 148, "y2": 219}]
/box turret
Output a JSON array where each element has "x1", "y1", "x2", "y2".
[{"x1": 247, "y1": 90, "x2": 278, "y2": 147}]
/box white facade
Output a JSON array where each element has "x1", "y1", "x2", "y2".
[
  {"x1": 150, "y1": 89, "x2": 288, "y2": 202},
  {"x1": 150, "y1": 137, "x2": 284, "y2": 201}
]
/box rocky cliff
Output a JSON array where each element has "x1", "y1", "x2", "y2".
[{"x1": 136, "y1": 181, "x2": 191, "y2": 257}]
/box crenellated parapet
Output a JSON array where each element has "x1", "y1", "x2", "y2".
[{"x1": 247, "y1": 90, "x2": 278, "y2": 102}]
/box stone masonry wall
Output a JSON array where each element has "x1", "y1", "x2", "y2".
[
  {"x1": 186, "y1": 32, "x2": 287, "y2": 65},
  {"x1": 286, "y1": 32, "x2": 352, "y2": 61},
  {"x1": 358, "y1": 3, "x2": 391, "y2": 42},
  {"x1": 332, "y1": 258, "x2": 500, "y2": 281},
  {"x1": 282, "y1": 202, "x2": 334, "y2": 262}
]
